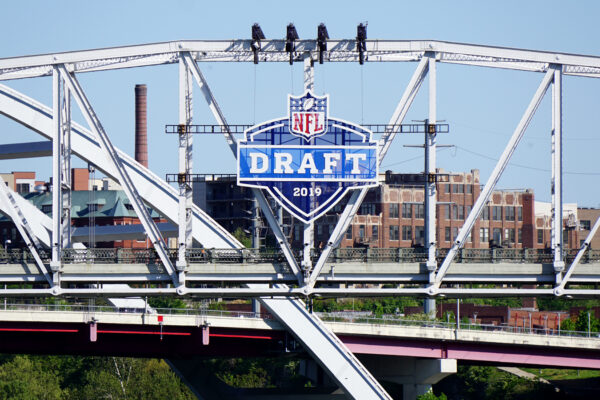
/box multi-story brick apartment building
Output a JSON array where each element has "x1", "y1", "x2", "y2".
[{"x1": 305, "y1": 168, "x2": 582, "y2": 250}]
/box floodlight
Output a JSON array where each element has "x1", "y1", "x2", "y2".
[
  {"x1": 251, "y1": 23, "x2": 265, "y2": 64},
  {"x1": 317, "y1": 23, "x2": 329, "y2": 64},
  {"x1": 286, "y1": 23, "x2": 299, "y2": 65}
]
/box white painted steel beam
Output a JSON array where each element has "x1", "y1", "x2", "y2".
[
  {"x1": 556, "y1": 215, "x2": 600, "y2": 295},
  {"x1": 425, "y1": 53, "x2": 437, "y2": 278},
  {"x1": 177, "y1": 57, "x2": 193, "y2": 284},
  {"x1": 0, "y1": 83, "x2": 241, "y2": 249},
  {"x1": 1, "y1": 40, "x2": 600, "y2": 80},
  {"x1": 551, "y1": 65, "x2": 564, "y2": 283},
  {"x1": 252, "y1": 284, "x2": 393, "y2": 400},
  {"x1": 51, "y1": 67, "x2": 62, "y2": 273},
  {"x1": 432, "y1": 70, "x2": 555, "y2": 291}
]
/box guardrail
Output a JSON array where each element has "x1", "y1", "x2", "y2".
[
  {"x1": 315, "y1": 312, "x2": 600, "y2": 339},
  {"x1": 0, "y1": 302, "x2": 273, "y2": 320},
  {"x1": 0, "y1": 247, "x2": 598, "y2": 265},
  {"x1": 0, "y1": 303, "x2": 597, "y2": 340}
]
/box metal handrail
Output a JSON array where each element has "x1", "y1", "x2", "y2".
[
  {"x1": 0, "y1": 247, "x2": 598, "y2": 265},
  {"x1": 0, "y1": 303, "x2": 597, "y2": 340}
]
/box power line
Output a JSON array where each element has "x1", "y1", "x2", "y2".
[
  {"x1": 453, "y1": 121, "x2": 600, "y2": 141},
  {"x1": 453, "y1": 145, "x2": 600, "y2": 176}
]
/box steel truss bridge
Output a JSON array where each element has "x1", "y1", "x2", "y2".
[{"x1": 0, "y1": 36, "x2": 600, "y2": 399}]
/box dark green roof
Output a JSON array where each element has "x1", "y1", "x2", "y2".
[{"x1": 20, "y1": 190, "x2": 163, "y2": 219}]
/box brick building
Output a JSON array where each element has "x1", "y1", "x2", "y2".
[{"x1": 307, "y1": 168, "x2": 583, "y2": 250}]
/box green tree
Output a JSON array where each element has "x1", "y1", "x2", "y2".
[
  {"x1": 233, "y1": 227, "x2": 252, "y2": 248},
  {"x1": 0, "y1": 355, "x2": 64, "y2": 400}
]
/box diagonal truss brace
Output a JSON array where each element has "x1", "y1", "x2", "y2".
[
  {"x1": 431, "y1": 69, "x2": 555, "y2": 292},
  {"x1": 180, "y1": 52, "x2": 303, "y2": 283},
  {"x1": 555, "y1": 215, "x2": 600, "y2": 295},
  {"x1": 0, "y1": 176, "x2": 53, "y2": 286},
  {"x1": 305, "y1": 57, "x2": 430, "y2": 289},
  {"x1": 57, "y1": 65, "x2": 180, "y2": 288}
]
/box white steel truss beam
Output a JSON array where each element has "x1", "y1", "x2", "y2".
[
  {"x1": 0, "y1": 83, "x2": 241, "y2": 249},
  {"x1": 61, "y1": 78, "x2": 72, "y2": 249},
  {"x1": 432, "y1": 70, "x2": 555, "y2": 291},
  {"x1": 2, "y1": 40, "x2": 600, "y2": 80},
  {"x1": 181, "y1": 52, "x2": 303, "y2": 282},
  {"x1": 305, "y1": 58, "x2": 429, "y2": 289},
  {"x1": 177, "y1": 58, "x2": 193, "y2": 284},
  {"x1": 551, "y1": 65, "x2": 564, "y2": 283},
  {"x1": 0, "y1": 176, "x2": 53, "y2": 285},
  {"x1": 51, "y1": 67, "x2": 62, "y2": 271},
  {"x1": 425, "y1": 53, "x2": 437, "y2": 277},
  {"x1": 253, "y1": 284, "x2": 392, "y2": 400},
  {"x1": 556, "y1": 215, "x2": 600, "y2": 294},
  {"x1": 57, "y1": 65, "x2": 180, "y2": 286}
]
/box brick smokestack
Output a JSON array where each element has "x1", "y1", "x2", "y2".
[{"x1": 134, "y1": 84, "x2": 148, "y2": 168}]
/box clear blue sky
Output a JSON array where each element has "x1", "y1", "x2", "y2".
[{"x1": 1, "y1": 1, "x2": 599, "y2": 206}]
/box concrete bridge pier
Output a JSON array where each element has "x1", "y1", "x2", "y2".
[{"x1": 359, "y1": 355, "x2": 457, "y2": 400}]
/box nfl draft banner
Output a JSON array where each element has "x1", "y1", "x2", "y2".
[{"x1": 237, "y1": 91, "x2": 378, "y2": 223}]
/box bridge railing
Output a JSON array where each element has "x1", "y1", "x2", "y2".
[
  {"x1": 315, "y1": 312, "x2": 600, "y2": 339},
  {"x1": 1, "y1": 247, "x2": 599, "y2": 265},
  {"x1": 0, "y1": 303, "x2": 596, "y2": 340},
  {"x1": 0, "y1": 302, "x2": 274, "y2": 320}
]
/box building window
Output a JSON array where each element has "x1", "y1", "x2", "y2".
[
  {"x1": 492, "y1": 206, "x2": 502, "y2": 221},
  {"x1": 415, "y1": 226, "x2": 424, "y2": 243},
  {"x1": 457, "y1": 206, "x2": 464, "y2": 220},
  {"x1": 537, "y1": 229, "x2": 544, "y2": 244},
  {"x1": 452, "y1": 227, "x2": 458, "y2": 242},
  {"x1": 445, "y1": 184, "x2": 451, "y2": 194},
  {"x1": 389, "y1": 226, "x2": 399, "y2": 241},
  {"x1": 506, "y1": 228, "x2": 515, "y2": 243},
  {"x1": 480, "y1": 227, "x2": 489, "y2": 242},
  {"x1": 493, "y1": 228, "x2": 502, "y2": 243},
  {"x1": 466, "y1": 185, "x2": 473, "y2": 194},
  {"x1": 445, "y1": 227, "x2": 451, "y2": 242},
  {"x1": 346, "y1": 227, "x2": 353, "y2": 240},
  {"x1": 389, "y1": 204, "x2": 399, "y2": 218},
  {"x1": 581, "y1": 220, "x2": 591, "y2": 230},
  {"x1": 505, "y1": 207, "x2": 515, "y2": 221},
  {"x1": 482, "y1": 206, "x2": 490, "y2": 221},
  {"x1": 402, "y1": 204, "x2": 412, "y2": 219},
  {"x1": 16, "y1": 183, "x2": 30, "y2": 194},
  {"x1": 360, "y1": 203, "x2": 376, "y2": 215},
  {"x1": 452, "y1": 205, "x2": 458, "y2": 220},
  {"x1": 563, "y1": 230, "x2": 568, "y2": 244},
  {"x1": 517, "y1": 207, "x2": 523, "y2": 221},
  {"x1": 465, "y1": 205, "x2": 472, "y2": 218},
  {"x1": 452, "y1": 184, "x2": 463, "y2": 194},
  {"x1": 294, "y1": 225, "x2": 301, "y2": 241},
  {"x1": 415, "y1": 204, "x2": 424, "y2": 219},
  {"x1": 359, "y1": 225, "x2": 365, "y2": 238},
  {"x1": 443, "y1": 204, "x2": 451, "y2": 220},
  {"x1": 372, "y1": 225, "x2": 378, "y2": 240},
  {"x1": 402, "y1": 226, "x2": 412, "y2": 241},
  {"x1": 518, "y1": 228, "x2": 522, "y2": 243}
]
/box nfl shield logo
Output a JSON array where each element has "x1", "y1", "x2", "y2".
[{"x1": 289, "y1": 91, "x2": 328, "y2": 139}]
